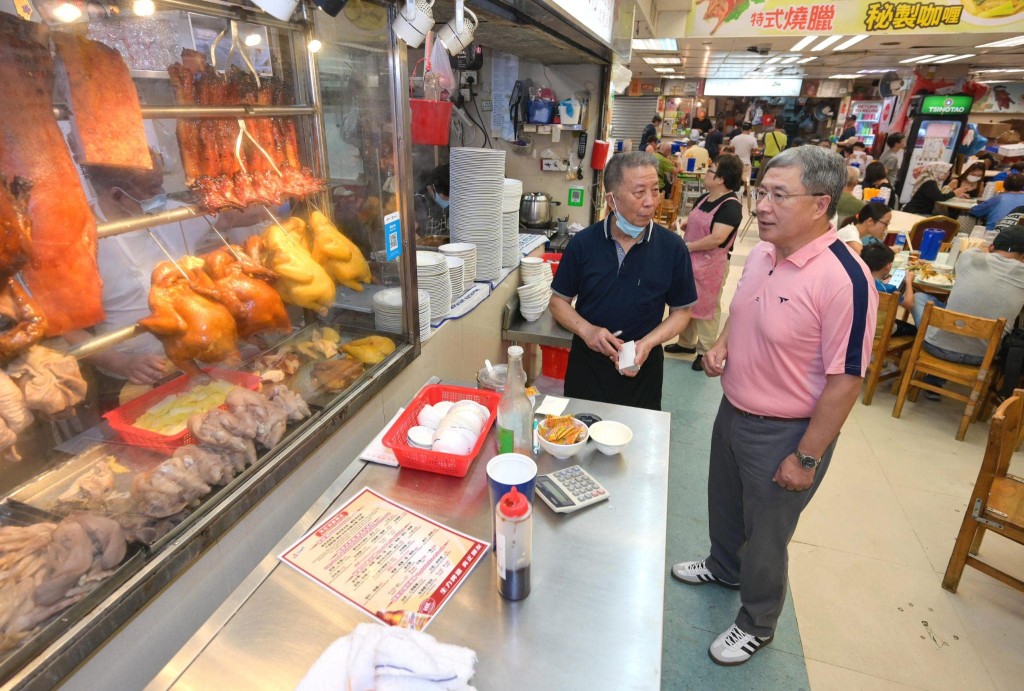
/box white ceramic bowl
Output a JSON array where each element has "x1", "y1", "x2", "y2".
[
  {"x1": 588, "y1": 420, "x2": 633, "y2": 455},
  {"x1": 931, "y1": 263, "x2": 954, "y2": 275},
  {"x1": 537, "y1": 418, "x2": 589, "y2": 459}
]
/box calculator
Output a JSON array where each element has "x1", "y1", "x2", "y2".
[{"x1": 535, "y1": 465, "x2": 610, "y2": 513}]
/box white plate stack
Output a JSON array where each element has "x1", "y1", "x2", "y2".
[
  {"x1": 373, "y1": 288, "x2": 432, "y2": 341},
  {"x1": 438, "y1": 242, "x2": 477, "y2": 292},
  {"x1": 502, "y1": 178, "x2": 523, "y2": 269},
  {"x1": 518, "y1": 256, "x2": 553, "y2": 322},
  {"x1": 449, "y1": 147, "x2": 506, "y2": 280},
  {"x1": 416, "y1": 251, "x2": 452, "y2": 320},
  {"x1": 445, "y1": 255, "x2": 465, "y2": 300}
]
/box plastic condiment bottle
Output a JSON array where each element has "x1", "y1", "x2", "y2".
[
  {"x1": 497, "y1": 346, "x2": 533, "y2": 455},
  {"x1": 496, "y1": 486, "x2": 532, "y2": 600}
]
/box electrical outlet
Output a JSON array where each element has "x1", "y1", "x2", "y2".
[
  {"x1": 481, "y1": 99, "x2": 492, "y2": 111},
  {"x1": 459, "y1": 71, "x2": 477, "y2": 87},
  {"x1": 459, "y1": 88, "x2": 471, "y2": 101}
]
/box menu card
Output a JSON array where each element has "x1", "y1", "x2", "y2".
[{"x1": 279, "y1": 488, "x2": 488, "y2": 631}]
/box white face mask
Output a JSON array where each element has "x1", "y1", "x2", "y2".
[{"x1": 967, "y1": 175, "x2": 982, "y2": 183}]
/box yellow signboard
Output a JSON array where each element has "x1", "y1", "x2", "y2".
[{"x1": 686, "y1": 0, "x2": 1024, "y2": 37}]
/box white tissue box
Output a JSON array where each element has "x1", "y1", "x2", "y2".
[{"x1": 618, "y1": 341, "x2": 639, "y2": 373}]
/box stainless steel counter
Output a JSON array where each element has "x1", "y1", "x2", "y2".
[
  {"x1": 501, "y1": 294, "x2": 573, "y2": 349},
  {"x1": 152, "y1": 395, "x2": 670, "y2": 690}
]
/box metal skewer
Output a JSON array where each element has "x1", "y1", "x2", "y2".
[
  {"x1": 204, "y1": 216, "x2": 243, "y2": 260},
  {"x1": 147, "y1": 230, "x2": 192, "y2": 280}
]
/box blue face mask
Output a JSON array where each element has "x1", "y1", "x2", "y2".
[
  {"x1": 118, "y1": 188, "x2": 168, "y2": 214},
  {"x1": 611, "y1": 196, "x2": 648, "y2": 238},
  {"x1": 434, "y1": 193, "x2": 449, "y2": 209}
]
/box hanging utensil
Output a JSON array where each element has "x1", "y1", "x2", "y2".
[
  {"x1": 211, "y1": 20, "x2": 262, "y2": 89},
  {"x1": 509, "y1": 80, "x2": 524, "y2": 142}
]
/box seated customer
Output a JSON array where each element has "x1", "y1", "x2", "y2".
[
  {"x1": 838, "y1": 202, "x2": 891, "y2": 254},
  {"x1": 947, "y1": 162, "x2": 986, "y2": 199},
  {"x1": 836, "y1": 165, "x2": 866, "y2": 219},
  {"x1": 655, "y1": 141, "x2": 683, "y2": 195},
  {"x1": 969, "y1": 173, "x2": 1024, "y2": 230},
  {"x1": 861, "y1": 244, "x2": 917, "y2": 338},
  {"x1": 903, "y1": 162, "x2": 967, "y2": 215},
  {"x1": 912, "y1": 226, "x2": 1024, "y2": 397}
]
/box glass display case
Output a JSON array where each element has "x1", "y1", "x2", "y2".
[{"x1": 0, "y1": 0, "x2": 418, "y2": 683}]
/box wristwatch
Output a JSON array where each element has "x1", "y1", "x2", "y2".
[{"x1": 794, "y1": 449, "x2": 821, "y2": 469}]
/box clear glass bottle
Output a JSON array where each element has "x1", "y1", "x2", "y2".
[{"x1": 497, "y1": 346, "x2": 533, "y2": 455}]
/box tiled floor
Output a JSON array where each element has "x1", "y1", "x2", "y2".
[{"x1": 660, "y1": 207, "x2": 1024, "y2": 690}]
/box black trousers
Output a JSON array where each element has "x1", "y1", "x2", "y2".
[{"x1": 563, "y1": 336, "x2": 664, "y2": 411}]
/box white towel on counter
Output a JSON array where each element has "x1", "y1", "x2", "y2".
[{"x1": 296, "y1": 623, "x2": 477, "y2": 691}]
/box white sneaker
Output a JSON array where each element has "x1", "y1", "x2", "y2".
[
  {"x1": 708, "y1": 624, "x2": 773, "y2": 666},
  {"x1": 670, "y1": 559, "x2": 739, "y2": 589}
]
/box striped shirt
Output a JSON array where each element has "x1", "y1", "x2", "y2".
[{"x1": 722, "y1": 229, "x2": 877, "y2": 419}]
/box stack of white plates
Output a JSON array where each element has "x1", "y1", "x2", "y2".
[
  {"x1": 445, "y1": 255, "x2": 465, "y2": 300},
  {"x1": 416, "y1": 251, "x2": 452, "y2": 321},
  {"x1": 438, "y1": 242, "x2": 477, "y2": 291},
  {"x1": 373, "y1": 288, "x2": 431, "y2": 341},
  {"x1": 502, "y1": 179, "x2": 522, "y2": 269},
  {"x1": 520, "y1": 256, "x2": 554, "y2": 286},
  {"x1": 518, "y1": 280, "x2": 551, "y2": 322},
  {"x1": 449, "y1": 147, "x2": 506, "y2": 280}
]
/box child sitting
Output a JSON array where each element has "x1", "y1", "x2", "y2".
[{"x1": 861, "y1": 243, "x2": 918, "y2": 338}]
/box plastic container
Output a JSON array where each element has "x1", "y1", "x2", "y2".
[
  {"x1": 558, "y1": 99, "x2": 581, "y2": 125},
  {"x1": 527, "y1": 99, "x2": 554, "y2": 124},
  {"x1": 540, "y1": 345, "x2": 570, "y2": 379},
  {"x1": 496, "y1": 486, "x2": 531, "y2": 600},
  {"x1": 103, "y1": 367, "x2": 261, "y2": 455},
  {"x1": 382, "y1": 384, "x2": 500, "y2": 477},
  {"x1": 409, "y1": 99, "x2": 453, "y2": 146},
  {"x1": 590, "y1": 140, "x2": 611, "y2": 170},
  {"x1": 919, "y1": 228, "x2": 945, "y2": 262},
  {"x1": 497, "y1": 346, "x2": 533, "y2": 455},
  {"x1": 477, "y1": 364, "x2": 508, "y2": 393},
  {"x1": 541, "y1": 252, "x2": 562, "y2": 276}
]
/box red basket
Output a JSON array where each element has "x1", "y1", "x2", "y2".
[
  {"x1": 410, "y1": 99, "x2": 453, "y2": 146},
  {"x1": 542, "y1": 252, "x2": 562, "y2": 277},
  {"x1": 382, "y1": 384, "x2": 500, "y2": 477},
  {"x1": 103, "y1": 367, "x2": 261, "y2": 455},
  {"x1": 540, "y1": 345, "x2": 570, "y2": 379}
]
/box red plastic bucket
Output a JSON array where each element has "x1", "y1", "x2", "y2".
[
  {"x1": 542, "y1": 252, "x2": 562, "y2": 276},
  {"x1": 540, "y1": 345, "x2": 570, "y2": 379},
  {"x1": 410, "y1": 99, "x2": 453, "y2": 146}
]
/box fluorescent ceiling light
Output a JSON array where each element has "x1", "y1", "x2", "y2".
[
  {"x1": 797, "y1": 56, "x2": 817, "y2": 64},
  {"x1": 830, "y1": 74, "x2": 862, "y2": 79},
  {"x1": 978, "y1": 68, "x2": 1024, "y2": 73},
  {"x1": 933, "y1": 53, "x2": 976, "y2": 63},
  {"x1": 916, "y1": 54, "x2": 956, "y2": 63},
  {"x1": 759, "y1": 66, "x2": 778, "y2": 73},
  {"x1": 632, "y1": 38, "x2": 678, "y2": 51},
  {"x1": 653, "y1": 67, "x2": 676, "y2": 73},
  {"x1": 765, "y1": 56, "x2": 782, "y2": 64},
  {"x1": 857, "y1": 68, "x2": 894, "y2": 74},
  {"x1": 978, "y1": 79, "x2": 1023, "y2": 84},
  {"x1": 643, "y1": 56, "x2": 682, "y2": 65},
  {"x1": 834, "y1": 34, "x2": 868, "y2": 51},
  {"x1": 663, "y1": 75, "x2": 686, "y2": 79},
  {"x1": 812, "y1": 35, "x2": 845, "y2": 51},
  {"x1": 52, "y1": 1, "x2": 81, "y2": 22},
  {"x1": 791, "y1": 36, "x2": 817, "y2": 51},
  {"x1": 899, "y1": 55, "x2": 934, "y2": 63},
  {"x1": 977, "y1": 35, "x2": 1024, "y2": 49},
  {"x1": 780, "y1": 56, "x2": 801, "y2": 64}
]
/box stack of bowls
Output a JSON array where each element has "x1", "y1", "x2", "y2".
[
  {"x1": 416, "y1": 251, "x2": 452, "y2": 320},
  {"x1": 449, "y1": 147, "x2": 506, "y2": 280},
  {"x1": 502, "y1": 178, "x2": 522, "y2": 269},
  {"x1": 518, "y1": 257, "x2": 553, "y2": 322},
  {"x1": 373, "y1": 288, "x2": 431, "y2": 341},
  {"x1": 438, "y1": 242, "x2": 477, "y2": 292},
  {"x1": 445, "y1": 255, "x2": 465, "y2": 300}
]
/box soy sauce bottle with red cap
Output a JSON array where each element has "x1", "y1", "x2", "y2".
[{"x1": 496, "y1": 486, "x2": 532, "y2": 600}]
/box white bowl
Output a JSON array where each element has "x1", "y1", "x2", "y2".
[
  {"x1": 417, "y1": 404, "x2": 444, "y2": 429},
  {"x1": 588, "y1": 420, "x2": 633, "y2": 455},
  {"x1": 931, "y1": 263, "x2": 954, "y2": 275},
  {"x1": 537, "y1": 418, "x2": 589, "y2": 459}
]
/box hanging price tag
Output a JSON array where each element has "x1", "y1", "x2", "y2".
[{"x1": 384, "y1": 211, "x2": 402, "y2": 261}]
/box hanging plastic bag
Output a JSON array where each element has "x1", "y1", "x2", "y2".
[{"x1": 427, "y1": 37, "x2": 455, "y2": 95}]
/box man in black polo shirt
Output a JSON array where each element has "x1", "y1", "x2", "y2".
[{"x1": 549, "y1": 152, "x2": 697, "y2": 410}]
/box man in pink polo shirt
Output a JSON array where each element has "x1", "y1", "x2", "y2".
[{"x1": 671, "y1": 145, "x2": 877, "y2": 665}]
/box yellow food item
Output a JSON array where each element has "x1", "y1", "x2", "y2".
[
  {"x1": 133, "y1": 380, "x2": 236, "y2": 436},
  {"x1": 261, "y1": 223, "x2": 336, "y2": 313},
  {"x1": 309, "y1": 211, "x2": 372, "y2": 292},
  {"x1": 106, "y1": 456, "x2": 130, "y2": 474},
  {"x1": 541, "y1": 415, "x2": 584, "y2": 445},
  {"x1": 340, "y1": 335, "x2": 396, "y2": 364}
]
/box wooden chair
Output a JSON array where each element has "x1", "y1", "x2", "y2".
[
  {"x1": 892, "y1": 303, "x2": 1005, "y2": 440},
  {"x1": 942, "y1": 390, "x2": 1024, "y2": 593},
  {"x1": 909, "y1": 215, "x2": 958, "y2": 249},
  {"x1": 862, "y1": 290, "x2": 915, "y2": 405},
  {"x1": 655, "y1": 180, "x2": 682, "y2": 227}
]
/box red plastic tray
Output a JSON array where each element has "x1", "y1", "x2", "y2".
[
  {"x1": 103, "y1": 367, "x2": 261, "y2": 455},
  {"x1": 382, "y1": 384, "x2": 500, "y2": 477}
]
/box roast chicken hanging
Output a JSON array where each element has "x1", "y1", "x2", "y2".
[
  {"x1": 197, "y1": 246, "x2": 291, "y2": 340},
  {"x1": 246, "y1": 224, "x2": 335, "y2": 313}
]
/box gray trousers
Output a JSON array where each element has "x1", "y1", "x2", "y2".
[{"x1": 705, "y1": 396, "x2": 836, "y2": 637}]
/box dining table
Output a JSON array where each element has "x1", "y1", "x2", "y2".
[{"x1": 936, "y1": 197, "x2": 978, "y2": 212}]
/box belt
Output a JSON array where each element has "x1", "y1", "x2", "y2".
[{"x1": 730, "y1": 402, "x2": 810, "y2": 423}]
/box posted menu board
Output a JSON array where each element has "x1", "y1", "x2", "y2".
[{"x1": 280, "y1": 488, "x2": 489, "y2": 631}]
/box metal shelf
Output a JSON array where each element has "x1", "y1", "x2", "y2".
[{"x1": 53, "y1": 104, "x2": 317, "y2": 121}]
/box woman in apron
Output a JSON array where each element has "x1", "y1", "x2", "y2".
[{"x1": 665, "y1": 154, "x2": 744, "y2": 370}]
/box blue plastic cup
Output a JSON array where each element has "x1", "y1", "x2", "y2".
[{"x1": 919, "y1": 228, "x2": 944, "y2": 262}]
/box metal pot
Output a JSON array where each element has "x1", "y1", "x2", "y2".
[{"x1": 520, "y1": 192, "x2": 561, "y2": 228}]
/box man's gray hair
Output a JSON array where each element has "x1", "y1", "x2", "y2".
[
  {"x1": 605, "y1": 152, "x2": 659, "y2": 195},
  {"x1": 762, "y1": 145, "x2": 847, "y2": 217}
]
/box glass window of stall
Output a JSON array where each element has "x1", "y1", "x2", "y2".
[{"x1": 0, "y1": 1, "x2": 416, "y2": 680}]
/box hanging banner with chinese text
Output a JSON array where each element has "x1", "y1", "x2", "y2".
[{"x1": 686, "y1": 1, "x2": 1024, "y2": 38}]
